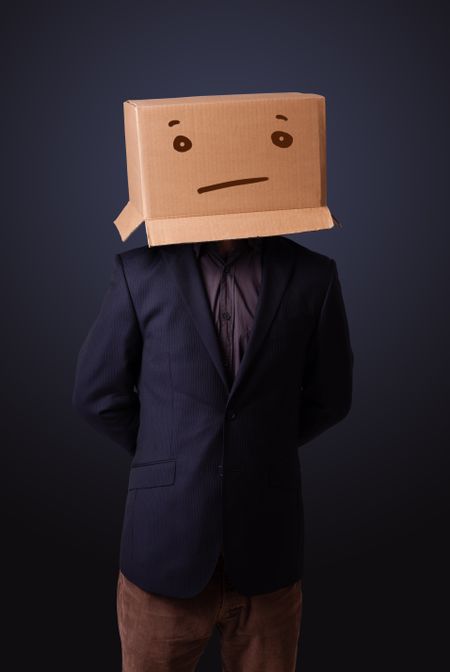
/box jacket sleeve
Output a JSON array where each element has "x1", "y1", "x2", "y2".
[
  {"x1": 72, "y1": 254, "x2": 143, "y2": 456},
  {"x1": 297, "y1": 258, "x2": 354, "y2": 448}
]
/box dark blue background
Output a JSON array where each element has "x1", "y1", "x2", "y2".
[{"x1": 2, "y1": 1, "x2": 448, "y2": 669}]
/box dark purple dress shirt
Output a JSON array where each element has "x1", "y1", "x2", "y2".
[{"x1": 192, "y1": 237, "x2": 263, "y2": 387}]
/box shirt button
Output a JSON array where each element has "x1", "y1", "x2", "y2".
[
  {"x1": 221, "y1": 311, "x2": 231, "y2": 320},
  {"x1": 223, "y1": 266, "x2": 229, "y2": 274}
]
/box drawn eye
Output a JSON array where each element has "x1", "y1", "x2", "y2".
[
  {"x1": 173, "y1": 135, "x2": 192, "y2": 152},
  {"x1": 271, "y1": 130, "x2": 293, "y2": 148}
]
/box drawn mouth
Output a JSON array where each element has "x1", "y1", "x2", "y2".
[{"x1": 197, "y1": 176, "x2": 269, "y2": 194}]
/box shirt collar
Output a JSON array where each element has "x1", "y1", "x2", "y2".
[{"x1": 192, "y1": 236, "x2": 262, "y2": 259}]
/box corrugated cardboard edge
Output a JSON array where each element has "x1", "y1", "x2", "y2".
[
  {"x1": 123, "y1": 102, "x2": 147, "y2": 220},
  {"x1": 113, "y1": 201, "x2": 144, "y2": 241},
  {"x1": 144, "y1": 206, "x2": 335, "y2": 247},
  {"x1": 317, "y1": 96, "x2": 327, "y2": 207},
  {"x1": 113, "y1": 101, "x2": 148, "y2": 242}
]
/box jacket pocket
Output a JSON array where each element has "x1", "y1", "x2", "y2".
[{"x1": 128, "y1": 459, "x2": 176, "y2": 490}]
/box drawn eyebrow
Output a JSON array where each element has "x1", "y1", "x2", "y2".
[{"x1": 168, "y1": 120, "x2": 180, "y2": 127}]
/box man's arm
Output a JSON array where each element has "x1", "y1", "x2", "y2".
[
  {"x1": 72, "y1": 254, "x2": 142, "y2": 456},
  {"x1": 297, "y1": 258, "x2": 354, "y2": 448}
]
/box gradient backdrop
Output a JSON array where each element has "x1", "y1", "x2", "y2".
[{"x1": 2, "y1": 1, "x2": 448, "y2": 670}]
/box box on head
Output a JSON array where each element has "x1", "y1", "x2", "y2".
[{"x1": 113, "y1": 92, "x2": 340, "y2": 247}]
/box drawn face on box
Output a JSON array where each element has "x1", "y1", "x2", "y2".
[{"x1": 138, "y1": 97, "x2": 323, "y2": 219}]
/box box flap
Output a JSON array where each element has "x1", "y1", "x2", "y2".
[
  {"x1": 113, "y1": 201, "x2": 144, "y2": 241},
  {"x1": 145, "y1": 206, "x2": 335, "y2": 247}
]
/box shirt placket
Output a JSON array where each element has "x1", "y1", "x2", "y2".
[{"x1": 219, "y1": 263, "x2": 233, "y2": 377}]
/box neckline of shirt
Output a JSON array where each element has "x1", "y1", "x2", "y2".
[{"x1": 192, "y1": 236, "x2": 263, "y2": 260}]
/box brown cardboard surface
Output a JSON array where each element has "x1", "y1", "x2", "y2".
[{"x1": 113, "y1": 92, "x2": 336, "y2": 246}]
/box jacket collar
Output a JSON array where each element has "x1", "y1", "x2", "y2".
[{"x1": 192, "y1": 236, "x2": 262, "y2": 259}]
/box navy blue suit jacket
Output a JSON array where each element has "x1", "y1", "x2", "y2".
[{"x1": 72, "y1": 235, "x2": 353, "y2": 597}]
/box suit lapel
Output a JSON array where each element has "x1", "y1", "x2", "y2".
[
  {"x1": 160, "y1": 236, "x2": 297, "y2": 401},
  {"x1": 228, "y1": 236, "x2": 296, "y2": 400},
  {"x1": 160, "y1": 241, "x2": 229, "y2": 391}
]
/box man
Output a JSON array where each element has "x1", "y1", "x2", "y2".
[{"x1": 72, "y1": 232, "x2": 353, "y2": 671}]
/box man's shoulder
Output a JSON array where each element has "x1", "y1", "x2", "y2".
[
  {"x1": 116, "y1": 244, "x2": 162, "y2": 276},
  {"x1": 117, "y1": 244, "x2": 155, "y2": 262},
  {"x1": 276, "y1": 235, "x2": 334, "y2": 272},
  {"x1": 117, "y1": 237, "x2": 335, "y2": 276}
]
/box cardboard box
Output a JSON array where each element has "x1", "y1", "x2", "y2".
[{"x1": 113, "y1": 92, "x2": 336, "y2": 246}]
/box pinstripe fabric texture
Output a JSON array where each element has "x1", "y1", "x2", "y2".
[
  {"x1": 193, "y1": 236, "x2": 262, "y2": 590},
  {"x1": 72, "y1": 234, "x2": 353, "y2": 598}
]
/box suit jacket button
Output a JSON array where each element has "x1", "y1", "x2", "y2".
[{"x1": 227, "y1": 411, "x2": 237, "y2": 420}]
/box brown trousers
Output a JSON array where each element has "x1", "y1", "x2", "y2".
[{"x1": 116, "y1": 552, "x2": 303, "y2": 671}]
